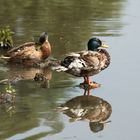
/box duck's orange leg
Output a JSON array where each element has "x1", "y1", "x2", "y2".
[
  {"x1": 79, "y1": 77, "x2": 88, "y2": 89},
  {"x1": 84, "y1": 77, "x2": 88, "y2": 83},
  {"x1": 83, "y1": 88, "x2": 91, "y2": 96},
  {"x1": 87, "y1": 88, "x2": 91, "y2": 96},
  {"x1": 87, "y1": 77, "x2": 90, "y2": 85}
]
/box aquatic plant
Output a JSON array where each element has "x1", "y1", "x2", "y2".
[
  {"x1": 0, "y1": 83, "x2": 16, "y2": 104},
  {"x1": 0, "y1": 26, "x2": 14, "y2": 49},
  {"x1": 5, "y1": 83, "x2": 16, "y2": 95},
  {"x1": 6, "y1": 105, "x2": 16, "y2": 116},
  {"x1": 0, "y1": 83, "x2": 16, "y2": 116}
]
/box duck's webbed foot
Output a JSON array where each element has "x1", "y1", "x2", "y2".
[
  {"x1": 79, "y1": 77, "x2": 101, "y2": 89},
  {"x1": 80, "y1": 81, "x2": 101, "y2": 89},
  {"x1": 88, "y1": 81, "x2": 101, "y2": 88}
]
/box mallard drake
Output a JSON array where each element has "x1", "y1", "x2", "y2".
[
  {"x1": 54, "y1": 37, "x2": 110, "y2": 88},
  {"x1": 2, "y1": 32, "x2": 51, "y2": 66}
]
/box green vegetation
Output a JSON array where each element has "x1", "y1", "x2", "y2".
[
  {"x1": 0, "y1": 83, "x2": 16, "y2": 103},
  {"x1": 0, "y1": 83, "x2": 16, "y2": 116},
  {"x1": 0, "y1": 26, "x2": 14, "y2": 49},
  {"x1": 5, "y1": 83, "x2": 16, "y2": 96}
]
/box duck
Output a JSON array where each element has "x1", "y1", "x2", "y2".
[
  {"x1": 54, "y1": 37, "x2": 110, "y2": 88},
  {"x1": 1, "y1": 32, "x2": 51, "y2": 66}
]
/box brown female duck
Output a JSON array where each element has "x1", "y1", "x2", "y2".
[
  {"x1": 3, "y1": 32, "x2": 51, "y2": 66},
  {"x1": 54, "y1": 37, "x2": 110, "y2": 88}
]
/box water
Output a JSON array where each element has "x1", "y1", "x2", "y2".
[{"x1": 0, "y1": 0, "x2": 140, "y2": 139}]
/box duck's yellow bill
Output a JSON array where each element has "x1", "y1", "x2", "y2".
[{"x1": 101, "y1": 43, "x2": 109, "y2": 48}]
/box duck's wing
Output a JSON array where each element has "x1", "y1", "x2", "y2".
[
  {"x1": 12, "y1": 46, "x2": 41, "y2": 58},
  {"x1": 6, "y1": 42, "x2": 35, "y2": 55},
  {"x1": 80, "y1": 51, "x2": 101, "y2": 70},
  {"x1": 52, "y1": 52, "x2": 86, "y2": 73},
  {"x1": 61, "y1": 52, "x2": 86, "y2": 69},
  {"x1": 59, "y1": 51, "x2": 101, "y2": 71}
]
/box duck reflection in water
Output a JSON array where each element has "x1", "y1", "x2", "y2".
[
  {"x1": 33, "y1": 67, "x2": 52, "y2": 88},
  {"x1": 59, "y1": 89, "x2": 112, "y2": 133},
  {"x1": 0, "y1": 65, "x2": 52, "y2": 88}
]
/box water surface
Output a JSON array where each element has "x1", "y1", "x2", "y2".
[{"x1": 0, "y1": 0, "x2": 140, "y2": 140}]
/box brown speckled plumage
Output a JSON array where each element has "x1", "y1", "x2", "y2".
[
  {"x1": 59, "y1": 49, "x2": 110, "y2": 77},
  {"x1": 98, "y1": 49, "x2": 111, "y2": 70}
]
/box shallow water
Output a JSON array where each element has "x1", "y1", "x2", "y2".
[{"x1": 0, "y1": 0, "x2": 140, "y2": 140}]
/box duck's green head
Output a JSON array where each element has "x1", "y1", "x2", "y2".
[
  {"x1": 87, "y1": 37, "x2": 109, "y2": 51},
  {"x1": 38, "y1": 32, "x2": 48, "y2": 45}
]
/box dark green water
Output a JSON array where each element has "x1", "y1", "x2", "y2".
[{"x1": 0, "y1": 0, "x2": 140, "y2": 140}]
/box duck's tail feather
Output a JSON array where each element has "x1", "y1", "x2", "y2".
[
  {"x1": 36, "y1": 57, "x2": 68, "y2": 72},
  {"x1": 0, "y1": 55, "x2": 10, "y2": 61},
  {"x1": 52, "y1": 65, "x2": 68, "y2": 72}
]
